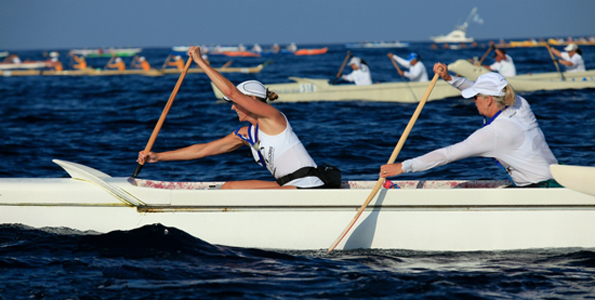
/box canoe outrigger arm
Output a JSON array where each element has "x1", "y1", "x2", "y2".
[{"x1": 52, "y1": 159, "x2": 145, "y2": 207}]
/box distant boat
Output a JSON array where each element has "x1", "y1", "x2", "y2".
[
  {"x1": 69, "y1": 48, "x2": 142, "y2": 58},
  {"x1": 430, "y1": 7, "x2": 477, "y2": 43},
  {"x1": 0, "y1": 51, "x2": 8, "y2": 58},
  {"x1": 345, "y1": 41, "x2": 409, "y2": 49},
  {"x1": 0, "y1": 61, "x2": 52, "y2": 70}
]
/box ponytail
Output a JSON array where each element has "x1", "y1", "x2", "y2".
[
  {"x1": 503, "y1": 85, "x2": 516, "y2": 107},
  {"x1": 265, "y1": 88, "x2": 278, "y2": 102},
  {"x1": 492, "y1": 85, "x2": 516, "y2": 108}
]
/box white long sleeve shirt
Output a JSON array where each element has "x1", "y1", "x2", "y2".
[
  {"x1": 489, "y1": 54, "x2": 517, "y2": 77},
  {"x1": 341, "y1": 64, "x2": 373, "y2": 85},
  {"x1": 561, "y1": 52, "x2": 586, "y2": 72},
  {"x1": 391, "y1": 55, "x2": 429, "y2": 82},
  {"x1": 401, "y1": 76, "x2": 558, "y2": 186}
]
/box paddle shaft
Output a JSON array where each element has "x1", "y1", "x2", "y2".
[
  {"x1": 221, "y1": 60, "x2": 233, "y2": 68},
  {"x1": 328, "y1": 73, "x2": 441, "y2": 253},
  {"x1": 478, "y1": 45, "x2": 493, "y2": 65},
  {"x1": 132, "y1": 57, "x2": 193, "y2": 178},
  {"x1": 333, "y1": 51, "x2": 351, "y2": 84},
  {"x1": 545, "y1": 44, "x2": 565, "y2": 81},
  {"x1": 161, "y1": 54, "x2": 172, "y2": 69}
]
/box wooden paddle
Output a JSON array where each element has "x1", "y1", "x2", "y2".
[
  {"x1": 328, "y1": 72, "x2": 441, "y2": 253},
  {"x1": 389, "y1": 55, "x2": 418, "y2": 102},
  {"x1": 332, "y1": 51, "x2": 351, "y2": 85},
  {"x1": 132, "y1": 57, "x2": 193, "y2": 178},
  {"x1": 161, "y1": 54, "x2": 172, "y2": 69},
  {"x1": 221, "y1": 60, "x2": 233, "y2": 68},
  {"x1": 545, "y1": 44, "x2": 565, "y2": 81},
  {"x1": 478, "y1": 44, "x2": 494, "y2": 65}
]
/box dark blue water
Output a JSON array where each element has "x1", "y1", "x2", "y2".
[{"x1": 2, "y1": 42, "x2": 595, "y2": 299}]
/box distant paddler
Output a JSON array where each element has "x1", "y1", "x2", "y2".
[
  {"x1": 387, "y1": 52, "x2": 429, "y2": 82},
  {"x1": 106, "y1": 56, "x2": 126, "y2": 71},
  {"x1": 71, "y1": 54, "x2": 87, "y2": 70},
  {"x1": 48, "y1": 51, "x2": 63, "y2": 71},
  {"x1": 131, "y1": 55, "x2": 151, "y2": 71},
  {"x1": 338, "y1": 56, "x2": 372, "y2": 86},
  {"x1": 167, "y1": 55, "x2": 185, "y2": 70},
  {"x1": 4, "y1": 54, "x2": 21, "y2": 64},
  {"x1": 477, "y1": 44, "x2": 516, "y2": 77},
  {"x1": 380, "y1": 63, "x2": 560, "y2": 188},
  {"x1": 549, "y1": 43, "x2": 586, "y2": 73},
  {"x1": 287, "y1": 42, "x2": 298, "y2": 53}
]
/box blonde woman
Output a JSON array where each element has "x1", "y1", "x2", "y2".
[
  {"x1": 380, "y1": 63, "x2": 559, "y2": 188},
  {"x1": 138, "y1": 46, "x2": 340, "y2": 189}
]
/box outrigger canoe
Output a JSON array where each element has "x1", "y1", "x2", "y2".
[
  {"x1": 212, "y1": 77, "x2": 461, "y2": 103},
  {"x1": 69, "y1": 48, "x2": 143, "y2": 58},
  {"x1": 220, "y1": 47, "x2": 328, "y2": 57},
  {"x1": 345, "y1": 41, "x2": 410, "y2": 49},
  {"x1": 0, "y1": 61, "x2": 51, "y2": 70},
  {"x1": 448, "y1": 59, "x2": 595, "y2": 92},
  {"x1": 1, "y1": 160, "x2": 594, "y2": 251},
  {"x1": 1, "y1": 63, "x2": 267, "y2": 77}
]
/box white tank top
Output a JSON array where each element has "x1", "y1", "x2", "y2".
[{"x1": 245, "y1": 114, "x2": 324, "y2": 188}]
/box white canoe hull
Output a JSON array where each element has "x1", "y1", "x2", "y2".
[
  {"x1": 212, "y1": 77, "x2": 461, "y2": 103},
  {"x1": 448, "y1": 59, "x2": 595, "y2": 91},
  {"x1": 0, "y1": 61, "x2": 51, "y2": 70},
  {"x1": 2, "y1": 160, "x2": 595, "y2": 251}
]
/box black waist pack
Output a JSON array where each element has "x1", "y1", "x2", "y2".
[{"x1": 276, "y1": 164, "x2": 342, "y2": 188}]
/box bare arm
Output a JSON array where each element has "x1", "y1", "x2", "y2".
[
  {"x1": 138, "y1": 131, "x2": 246, "y2": 163},
  {"x1": 188, "y1": 46, "x2": 285, "y2": 133},
  {"x1": 188, "y1": 46, "x2": 280, "y2": 119}
]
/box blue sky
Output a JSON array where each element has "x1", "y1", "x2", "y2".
[{"x1": 1, "y1": 0, "x2": 594, "y2": 51}]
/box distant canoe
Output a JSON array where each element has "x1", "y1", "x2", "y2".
[
  {"x1": 221, "y1": 51, "x2": 261, "y2": 57},
  {"x1": 160, "y1": 63, "x2": 267, "y2": 74},
  {"x1": 294, "y1": 47, "x2": 328, "y2": 55},
  {"x1": 0, "y1": 61, "x2": 51, "y2": 70},
  {"x1": 345, "y1": 41, "x2": 409, "y2": 49},
  {"x1": 69, "y1": 48, "x2": 143, "y2": 58},
  {"x1": 221, "y1": 47, "x2": 328, "y2": 57},
  {"x1": 1, "y1": 63, "x2": 267, "y2": 77},
  {"x1": 212, "y1": 77, "x2": 461, "y2": 103},
  {"x1": 498, "y1": 38, "x2": 595, "y2": 48},
  {"x1": 448, "y1": 59, "x2": 595, "y2": 92}
]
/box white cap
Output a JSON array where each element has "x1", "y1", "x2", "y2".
[
  {"x1": 564, "y1": 43, "x2": 578, "y2": 52},
  {"x1": 139, "y1": 56, "x2": 146, "y2": 61},
  {"x1": 49, "y1": 51, "x2": 59, "y2": 58},
  {"x1": 461, "y1": 72, "x2": 508, "y2": 99},
  {"x1": 223, "y1": 80, "x2": 267, "y2": 102},
  {"x1": 115, "y1": 57, "x2": 122, "y2": 62},
  {"x1": 348, "y1": 57, "x2": 361, "y2": 67}
]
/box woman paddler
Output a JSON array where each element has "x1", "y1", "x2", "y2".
[
  {"x1": 380, "y1": 62, "x2": 560, "y2": 188},
  {"x1": 137, "y1": 46, "x2": 340, "y2": 190}
]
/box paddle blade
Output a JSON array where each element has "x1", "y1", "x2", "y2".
[{"x1": 132, "y1": 163, "x2": 144, "y2": 178}]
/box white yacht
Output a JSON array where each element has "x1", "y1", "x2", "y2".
[{"x1": 430, "y1": 7, "x2": 477, "y2": 44}]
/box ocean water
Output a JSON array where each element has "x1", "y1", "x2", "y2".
[{"x1": 2, "y1": 42, "x2": 595, "y2": 299}]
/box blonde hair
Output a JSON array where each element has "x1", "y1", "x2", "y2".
[{"x1": 491, "y1": 85, "x2": 516, "y2": 107}]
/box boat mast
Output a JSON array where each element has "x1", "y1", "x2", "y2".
[{"x1": 457, "y1": 7, "x2": 478, "y2": 32}]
